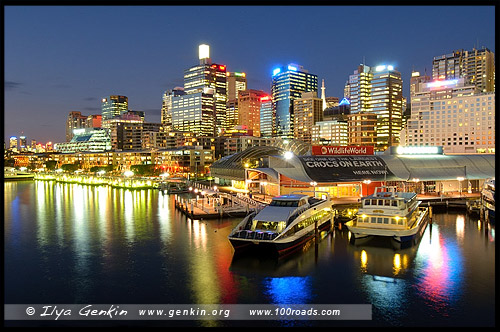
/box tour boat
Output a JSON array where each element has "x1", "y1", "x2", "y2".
[
  {"x1": 345, "y1": 186, "x2": 429, "y2": 244},
  {"x1": 481, "y1": 178, "x2": 495, "y2": 221},
  {"x1": 228, "y1": 192, "x2": 334, "y2": 256}
]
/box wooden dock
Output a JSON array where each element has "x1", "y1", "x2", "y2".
[{"x1": 172, "y1": 191, "x2": 266, "y2": 220}]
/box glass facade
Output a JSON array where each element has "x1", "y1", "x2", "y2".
[
  {"x1": 183, "y1": 63, "x2": 227, "y2": 134},
  {"x1": 346, "y1": 64, "x2": 403, "y2": 151},
  {"x1": 101, "y1": 95, "x2": 129, "y2": 121},
  {"x1": 271, "y1": 64, "x2": 318, "y2": 138}
]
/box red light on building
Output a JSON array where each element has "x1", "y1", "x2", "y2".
[
  {"x1": 219, "y1": 65, "x2": 226, "y2": 71},
  {"x1": 312, "y1": 145, "x2": 374, "y2": 155},
  {"x1": 260, "y1": 96, "x2": 271, "y2": 102}
]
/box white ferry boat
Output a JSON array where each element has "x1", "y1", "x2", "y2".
[
  {"x1": 228, "y1": 192, "x2": 334, "y2": 256},
  {"x1": 481, "y1": 178, "x2": 495, "y2": 221},
  {"x1": 345, "y1": 186, "x2": 429, "y2": 244}
]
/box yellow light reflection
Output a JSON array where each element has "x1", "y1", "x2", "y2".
[
  {"x1": 455, "y1": 215, "x2": 465, "y2": 243},
  {"x1": 360, "y1": 250, "x2": 368, "y2": 272},
  {"x1": 393, "y1": 253, "x2": 402, "y2": 276}
]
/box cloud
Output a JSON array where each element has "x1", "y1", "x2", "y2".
[{"x1": 5, "y1": 81, "x2": 23, "y2": 90}]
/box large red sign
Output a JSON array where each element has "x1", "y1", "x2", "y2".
[{"x1": 312, "y1": 145, "x2": 374, "y2": 156}]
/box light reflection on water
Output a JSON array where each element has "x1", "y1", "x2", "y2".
[{"x1": 4, "y1": 181, "x2": 495, "y2": 327}]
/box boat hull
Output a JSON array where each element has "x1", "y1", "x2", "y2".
[
  {"x1": 229, "y1": 219, "x2": 332, "y2": 257},
  {"x1": 346, "y1": 208, "x2": 430, "y2": 243}
]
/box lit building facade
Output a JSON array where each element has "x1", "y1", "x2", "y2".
[
  {"x1": 311, "y1": 119, "x2": 348, "y2": 146},
  {"x1": 259, "y1": 96, "x2": 273, "y2": 138},
  {"x1": 66, "y1": 111, "x2": 88, "y2": 141},
  {"x1": 161, "y1": 87, "x2": 185, "y2": 131},
  {"x1": 226, "y1": 72, "x2": 247, "y2": 129},
  {"x1": 345, "y1": 64, "x2": 403, "y2": 151},
  {"x1": 54, "y1": 128, "x2": 111, "y2": 153},
  {"x1": 293, "y1": 91, "x2": 323, "y2": 144},
  {"x1": 9, "y1": 136, "x2": 17, "y2": 150},
  {"x1": 238, "y1": 89, "x2": 267, "y2": 137},
  {"x1": 271, "y1": 63, "x2": 318, "y2": 138},
  {"x1": 101, "y1": 95, "x2": 129, "y2": 121},
  {"x1": 182, "y1": 44, "x2": 227, "y2": 134},
  {"x1": 432, "y1": 47, "x2": 495, "y2": 93},
  {"x1": 401, "y1": 76, "x2": 495, "y2": 154},
  {"x1": 348, "y1": 112, "x2": 377, "y2": 147},
  {"x1": 86, "y1": 114, "x2": 102, "y2": 129},
  {"x1": 170, "y1": 91, "x2": 215, "y2": 137}
]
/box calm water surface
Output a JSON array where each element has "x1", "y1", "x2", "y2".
[{"x1": 4, "y1": 181, "x2": 496, "y2": 327}]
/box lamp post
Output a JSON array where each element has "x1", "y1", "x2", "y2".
[{"x1": 310, "y1": 181, "x2": 317, "y2": 197}]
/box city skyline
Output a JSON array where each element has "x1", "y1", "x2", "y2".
[{"x1": 4, "y1": 5, "x2": 495, "y2": 144}]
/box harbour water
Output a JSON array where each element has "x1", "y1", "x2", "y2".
[{"x1": 4, "y1": 181, "x2": 495, "y2": 327}]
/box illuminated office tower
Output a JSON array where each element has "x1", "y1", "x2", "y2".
[
  {"x1": 271, "y1": 63, "x2": 318, "y2": 138},
  {"x1": 182, "y1": 44, "x2": 227, "y2": 135},
  {"x1": 170, "y1": 91, "x2": 215, "y2": 137},
  {"x1": 9, "y1": 136, "x2": 17, "y2": 150},
  {"x1": 370, "y1": 65, "x2": 403, "y2": 149},
  {"x1": 19, "y1": 135, "x2": 27, "y2": 150},
  {"x1": 161, "y1": 87, "x2": 186, "y2": 131},
  {"x1": 293, "y1": 91, "x2": 323, "y2": 144},
  {"x1": 259, "y1": 96, "x2": 273, "y2": 138},
  {"x1": 66, "y1": 111, "x2": 88, "y2": 141},
  {"x1": 345, "y1": 64, "x2": 403, "y2": 151},
  {"x1": 346, "y1": 64, "x2": 372, "y2": 114},
  {"x1": 238, "y1": 89, "x2": 267, "y2": 137},
  {"x1": 432, "y1": 47, "x2": 495, "y2": 93},
  {"x1": 101, "y1": 95, "x2": 128, "y2": 121},
  {"x1": 226, "y1": 72, "x2": 247, "y2": 129}
]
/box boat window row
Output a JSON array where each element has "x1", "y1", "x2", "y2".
[
  {"x1": 364, "y1": 199, "x2": 399, "y2": 207},
  {"x1": 358, "y1": 216, "x2": 406, "y2": 226},
  {"x1": 269, "y1": 200, "x2": 305, "y2": 207},
  {"x1": 283, "y1": 209, "x2": 329, "y2": 237}
]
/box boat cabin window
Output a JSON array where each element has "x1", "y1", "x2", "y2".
[{"x1": 270, "y1": 200, "x2": 300, "y2": 207}]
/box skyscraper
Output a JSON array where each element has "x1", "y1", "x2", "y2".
[
  {"x1": 66, "y1": 111, "x2": 88, "y2": 141},
  {"x1": 161, "y1": 87, "x2": 185, "y2": 131},
  {"x1": 238, "y1": 89, "x2": 267, "y2": 137},
  {"x1": 259, "y1": 96, "x2": 273, "y2": 138},
  {"x1": 432, "y1": 47, "x2": 495, "y2": 93},
  {"x1": 101, "y1": 95, "x2": 128, "y2": 122},
  {"x1": 293, "y1": 91, "x2": 323, "y2": 144},
  {"x1": 345, "y1": 64, "x2": 403, "y2": 151},
  {"x1": 271, "y1": 64, "x2": 318, "y2": 138},
  {"x1": 226, "y1": 72, "x2": 247, "y2": 129},
  {"x1": 182, "y1": 44, "x2": 227, "y2": 135}
]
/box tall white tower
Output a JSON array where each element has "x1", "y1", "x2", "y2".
[
  {"x1": 321, "y1": 79, "x2": 327, "y2": 110},
  {"x1": 199, "y1": 44, "x2": 211, "y2": 64}
]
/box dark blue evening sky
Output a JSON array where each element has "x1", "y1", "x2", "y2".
[{"x1": 4, "y1": 5, "x2": 495, "y2": 144}]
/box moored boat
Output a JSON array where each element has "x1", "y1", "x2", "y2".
[
  {"x1": 345, "y1": 186, "x2": 429, "y2": 244},
  {"x1": 481, "y1": 178, "x2": 495, "y2": 221},
  {"x1": 228, "y1": 192, "x2": 334, "y2": 256}
]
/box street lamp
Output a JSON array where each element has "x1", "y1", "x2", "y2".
[{"x1": 310, "y1": 181, "x2": 317, "y2": 197}]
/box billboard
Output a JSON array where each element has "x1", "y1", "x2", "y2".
[
  {"x1": 312, "y1": 145, "x2": 374, "y2": 156},
  {"x1": 299, "y1": 155, "x2": 396, "y2": 183}
]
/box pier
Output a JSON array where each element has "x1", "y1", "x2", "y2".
[{"x1": 172, "y1": 182, "x2": 266, "y2": 219}]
